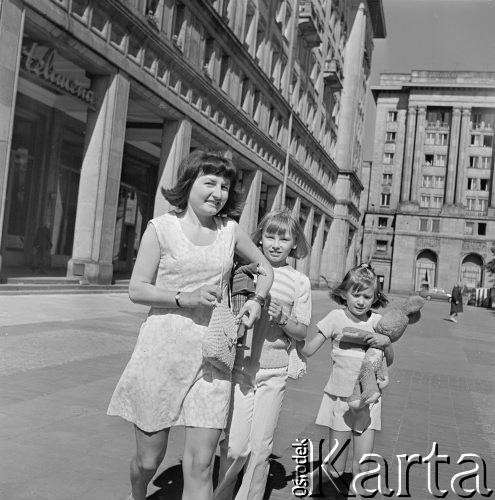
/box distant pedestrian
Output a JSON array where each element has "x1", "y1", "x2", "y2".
[
  {"x1": 449, "y1": 281, "x2": 463, "y2": 322},
  {"x1": 301, "y1": 263, "x2": 391, "y2": 496},
  {"x1": 32, "y1": 224, "x2": 52, "y2": 273},
  {"x1": 215, "y1": 209, "x2": 311, "y2": 500},
  {"x1": 107, "y1": 150, "x2": 273, "y2": 500}
]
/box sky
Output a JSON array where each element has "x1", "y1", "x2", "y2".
[{"x1": 363, "y1": 0, "x2": 495, "y2": 159}]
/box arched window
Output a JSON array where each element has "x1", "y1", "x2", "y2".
[
  {"x1": 461, "y1": 254, "x2": 484, "y2": 288},
  {"x1": 415, "y1": 249, "x2": 437, "y2": 291}
]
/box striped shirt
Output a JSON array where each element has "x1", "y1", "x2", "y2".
[{"x1": 248, "y1": 265, "x2": 312, "y2": 369}]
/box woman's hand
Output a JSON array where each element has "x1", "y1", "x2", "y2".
[
  {"x1": 267, "y1": 299, "x2": 284, "y2": 324},
  {"x1": 181, "y1": 285, "x2": 221, "y2": 307},
  {"x1": 377, "y1": 373, "x2": 389, "y2": 390},
  {"x1": 237, "y1": 299, "x2": 262, "y2": 328},
  {"x1": 364, "y1": 332, "x2": 391, "y2": 350}
]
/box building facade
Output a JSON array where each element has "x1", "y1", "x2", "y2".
[
  {"x1": 364, "y1": 71, "x2": 495, "y2": 293},
  {"x1": 0, "y1": 0, "x2": 384, "y2": 285}
]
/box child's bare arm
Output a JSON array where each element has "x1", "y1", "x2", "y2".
[
  {"x1": 384, "y1": 344, "x2": 394, "y2": 366},
  {"x1": 301, "y1": 327, "x2": 328, "y2": 357}
]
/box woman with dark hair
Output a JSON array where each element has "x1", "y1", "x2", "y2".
[{"x1": 108, "y1": 150, "x2": 273, "y2": 500}]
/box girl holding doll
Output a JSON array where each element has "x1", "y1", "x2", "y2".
[{"x1": 302, "y1": 263, "x2": 393, "y2": 496}]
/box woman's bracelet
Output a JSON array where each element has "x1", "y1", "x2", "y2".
[{"x1": 247, "y1": 293, "x2": 266, "y2": 308}]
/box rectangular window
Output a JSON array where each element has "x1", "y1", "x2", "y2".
[
  {"x1": 471, "y1": 134, "x2": 482, "y2": 146},
  {"x1": 435, "y1": 154, "x2": 446, "y2": 167},
  {"x1": 483, "y1": 135, "x2": 493, "y2": 147},
  {"x1": 437, "y1": 133, "x2": 448, "y2": 146},
  {"x1": 383, "y1": 152, "x2": 394, "y2": 164},
  {"x1": 467, "y1": 178, "x2": 477, "y2": 190},
  {"x1": 466, "y1": 198, "x2": 476, "y2": 210},
  {"x1": 420, "y1": 195, "x2": 430, "y2": 208},
  {"x1": 479, "y1": 198, "x2": 488, "y2": 211},
  {"x1": 424, "y1": 154, "x2": 434, "y2": 166},
  {"x1": 469, "y1": 156, "x2": 478, "y2": 168},
  {"x1": 480, "y1": 156, "x2": 491, "y2": 169},
  {"x1": 378, "y1": 217, "x2": 388, "y2": 228},
  {"x1": 434, "y1": 176, "x2": 444, "y2": 188},
  {"x1": 386, "y1": 132, "x2": 396, "y2": 142},
  {"x1": 432, "y1": 196, "x2": 443, "y2": 208},
  {"x1": 478, "y1": 222, "x2": 487, "y2": 235},
  {"x1": 480, "y1": 178, "x2": 489, "y2": 191},
  {"x1": 422, "y1": 175, "x2": 431, "y2": 188},
  {"x1": 387, "y1": 111, "x2": 398, "y2": 122},
  {"x1": 431, "y1": 219, "x2": 440, "y2": 232},
  {"x1": 419, "y1": 218, "x2": 428, "y2": 231},
  {"x1": 382, "y1": 173, "x2": 392, "y2": 185},
  {"x1": 465, "y1": 221, "x2": 474, "y2": 235},
  {"x1": 425, "y1": 133, "x2": 435, "y2": 145},
  {"x1": 380, "y1": 193, "x2": 391, "y2": 206},
  {"x1": 376, "y1": 240, "x2": 387, "y2": 253}
]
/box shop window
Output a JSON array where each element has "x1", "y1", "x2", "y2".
[
  {"x1": 465, "y1": 221, "x2": 474, "y2": 235},
  {"x1": 378, "y1": 217, "x2": 388, "y2": 228},
  {"x1": 478, "y1": 222, "x2": 487, "y2": 235}
]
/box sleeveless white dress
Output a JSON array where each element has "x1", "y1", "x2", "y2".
[{"x1": 107, "y1": 212, "x2": 236, "y2": 432}]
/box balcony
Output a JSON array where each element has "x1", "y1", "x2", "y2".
[
  {"x1": 323, "y1": 58, "x2": 343, "y2": 90},
  {"x1": 298, "y1": 1, "x2": 322, "y2": 48}
]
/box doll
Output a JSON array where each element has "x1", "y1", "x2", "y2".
[{"x1": 343, "y1": 295, "x2": 425, "y2": 409}]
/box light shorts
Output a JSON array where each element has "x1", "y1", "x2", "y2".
[{"x1": 315, "y1": 393, "x2": 381, "y2": 434}]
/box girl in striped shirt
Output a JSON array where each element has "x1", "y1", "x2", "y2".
[{"x1": 215, "y1": 209, "x2": 312, "y2": 500}]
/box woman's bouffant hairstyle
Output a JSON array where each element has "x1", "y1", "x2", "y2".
[
  {"x1": 331, "y1": 263, "x2": 388, "y2": 309},
  {"x1": 251, "y1": 209, "x2": 310, "y2": 259},
  {"x1": 161, "y1": 149, "x2": 242, "y2": 217}
]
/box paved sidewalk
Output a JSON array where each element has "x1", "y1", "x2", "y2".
[{"x1": 0, "y1": 291, "x2": 494, "y2": 499}]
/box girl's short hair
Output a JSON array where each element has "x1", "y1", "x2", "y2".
[
  {"x1": 161, "y1": 149, "x2": 242, "y2": 217},
  {"x1": 251, "y1": 209, "x2": 310, "y2": 259},
  {"x1": 331, "y1": 263, "x2": 388, "y2": 309}
]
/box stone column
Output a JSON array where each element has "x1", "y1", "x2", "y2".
[
  {"x1": 296, "y1": 205, "x2": 314, "y2": 275},
  {"x1": 445, "y1": 107, "x2": 461, "y2": 205},
  {"x1": 266, "y1": 183, "x2": 283, "y2": 212},
  {"x1": 0, "y1": 0, "x2": 24, "y2": 271},
  {"x1": 239, "y1": 168, "x2": 262, "y2": 234},
  {"x1": 153, "y1": 118, "x2": 192, "y2": 216},
  {"x1": 322, "y1": 215, "x2": 348, "y2": 283},
  {"x1": 455, "y1": 108, "x2": 471, "y2": 205},
  {"x1": 410, "y1": 107, "x2": 426, "y2": 203},
  {"x1": 67, "y1": 72, "x2": 130, "y2": 284},
  {"x1": 401, "y1": 106, "x2": 417, "y2": 202},
  {"x1": 309, "y1": 214, "x2": 326, "y2": 285}
]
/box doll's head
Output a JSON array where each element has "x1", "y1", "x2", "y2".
[{"x1": 331, "y1": 263, "x2": 389, "y2": 309}]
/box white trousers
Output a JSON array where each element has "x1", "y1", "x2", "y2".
[{"x1": 215, "y1": 366, "x2": 288, "y2": 500}]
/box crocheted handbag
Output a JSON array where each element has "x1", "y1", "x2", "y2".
[{"x1": 202, "y1": 226, "x2": 239, "y2": 373}]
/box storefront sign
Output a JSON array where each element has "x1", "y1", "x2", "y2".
[
  {"x1": 417, "y1": 237, "x2": 440, "y2": 249},
  {"x1": 462, "y1": 240, "x2": 486, "y2": 252},
  {"x1": 21, "y1": 42, "x2": 97, "y2": 107}
]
